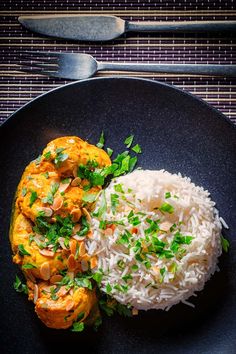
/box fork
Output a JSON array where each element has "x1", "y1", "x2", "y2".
[{"x1": 21, "y1": 52, "x2": 236, "y2": 79}]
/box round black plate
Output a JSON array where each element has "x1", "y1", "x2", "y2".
[{"x1": 0, "y1": 78, "x2": 236, "y2": 354}]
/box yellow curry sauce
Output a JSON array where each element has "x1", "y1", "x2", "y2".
[{"x1": 10, "y1": 136, "x2": 111, "y2": 329}]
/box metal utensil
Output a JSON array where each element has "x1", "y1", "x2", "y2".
[
  {"x1": 21, "y1": 52, "x2": 236, "y2": 80},
  {"x1": 18, "y1": 15, "x2": 236, "y2": 41}
]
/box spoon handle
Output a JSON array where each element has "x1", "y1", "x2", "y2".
[
  {"x1": 98, "y1": 63, "x2": 236, "y2": 77},
  {"x1": 126, "y1": 20, "x2": 236, "y2": 33}
]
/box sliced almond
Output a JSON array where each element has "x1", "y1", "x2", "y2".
[
  {"x1": 132, "y1": 308, "x2": 139, "y2": 316},
  {"x1": 69, "y1": 289, "x2": 74, "y2": 296},
  {"x1": 57, "y1": 285, "x2": 69, "y2": 297},
  {"x1": 51, "y1": 196, "x2": 63, "y2": 211},
  {"x1": 33, "y1": 284, "x2": 39, "y2": 304},
  {"x1": 72, "y1": 234, "x2": 85, "y2": 241},
  {"x1": 160, "y1": 221, "x2": 172, "y2": 232},
  {"x1": 73, "y1": 166, "x2": 78, "y2": 178},
  {"x1": 36, "y1": 207, "x2": 53, "y2": 217},
  {"x1": 79, "y1": 241, "x2": 86, "y2": 257},
  {"x1": 82, "y1": 207, "x2": 91, "y2": 223},
  {"x1": 70, "y1": 208, "x2": 82, "y2": 223},
  {"x1": 69, "y1": 239, "x2": 77, "y2": 255},
  {"x1": 68, "y1": 254, "x2": 76, "y2": 271},
  {"x1": 50, "y1": 274, "x2": 63, "y2": 284},
  {"x1": 39, "y1": 249, "x2": 55, "y2": 257},
  {"x1": 71, "y1": 177, "x2": 81, "y2": 187},
  {"x1": 58, "y1": 237, "x2": 67, "y2": 250},
  {"x1": 73, "y1": 224, "x2": 81, "y2": 234},
  {"x1": 81, "y1": 259, "x2": 88, "y2": 272},
  {"x1": 66, "y1": 299, "x2": 75, "y2": 312},
  {"x1": 90, "y1": 256, "x2": 98, "y2": 269},
  {"x1": 59, "y1": 178, "x2": 72, "y2": 193},
  {"x1": 40, "y1": 261, "x2": 51, "y2": 280}
]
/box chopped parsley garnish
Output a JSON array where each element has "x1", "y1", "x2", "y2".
[
  {"x1": 165, "y1": 192, "x2": 171, "y2": 199},
  {"x1": 92, "y1": 272, "x2": 103, "y2": 285},
  {"x1": 124, "y1": 135, "x2": 134, "y2": 148},
  {"x1": 22, "y1": 263, "x2": 37, "y2": 269},
  {"x1": 71, "y1": 322, "x2": 84, "y2": 332},
  {"x1": 76, "y1": 216, "x2": 90, "y2": 237},
  {"x1": 117, "y1": 259, "x2": 125, "y2": 269},
  {"x1": 170, "y1": 232, "x2": 193, "y2": 253},
  {"x1": 42, "y1": 182, "x2": 59, "y2": 205},
  {"x1": 13, "y1": 275, "x2": 28, "y2": 294},
  {"x1": 106, "y1": 283, "x2": 112, "y2": 293},
  {"x1": 29, "y1": 190, "x2": 38, "y2": 207},
  {"x1": 44, "y1": 151, "x2": 51, "y2": 160},
  {"x1": 132, "y1": 144, "x2": 142, "y2": 154},
  {"x1": 221, "y1": 235, "x2": 229, "y2": 252},
  {"x1": 61, "y1": 177, "x2": 70, "y2": 184},
  {"x1": 111, "y1": 193, "x2": 119, "y2": 214},
  {"x1": 96, "y1": 131, "x2": 105, "y2": 149},
  {"x1": 131, "y1": 264, "x2": 138, "y2": 271},
  {"x1": 160, "y1": 202, "x2": 174, "y2": 214},
  {"x1": 42, "y1": 172, "x2": 49, "y2": 179},
  {"x1": 160, "y1": 267, "x2": 166, "y2": 282},
  {"x1": 122, "y1": 274, "x2": 133, "y2": 282},
  {"x1": 96, "y1": 190, "x2": 107, "y2": 218},
  {"x1": 34, "y1": 215, "x2": 74, "y2": 251},
  {"x1": 114, "y1": 184, "x2": 124, "y2": 193},
  {"x1": 82, "y1": 192, "x2": 98, "y2": 204},
  {"x1": 21, "y1": 187, "x2": 27, "y2": 197},
  {"x1": 18, "y1": 244, "x2": 31, "y2": 256},
  {"x1": 54, "y1": 148, "x2": 68, "y2": 167},
  {"x1": 116, "y1": 230, "x2": 131, "y2": 245},
  {"x1": 106, "y1": 147, "x2": 113, "y2": 157},
  {"x1": 77, "y1": 162, "x2": 105, "y2": 187},
  {"x1": 50, "y1": 287, "x2": 59, "y2": 301}
]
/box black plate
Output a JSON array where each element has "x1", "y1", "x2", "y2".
[{"x1": 0, "y1": 78, "x2": 236, "y2": 354}]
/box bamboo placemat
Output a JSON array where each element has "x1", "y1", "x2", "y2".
[{"x1": 0, "y1": 0, "x2": 236, "y2": 125}]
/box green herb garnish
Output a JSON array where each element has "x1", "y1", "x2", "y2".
[
  {"x1": 18, "y1": 244, "x2": 31, "y2": 256},
  {"x1": 96, "y1": 131, "x2": 105, "y2": 149},
  {"x1": 29, "y1": 190, "x2": 38, "y2": 207},
  {"x1": 160, "y1": 202, "x2": 174, "y2": 214},
  {"x1": 54, "y1": 148, "x2": 68, "y2": 167},
  {"x1": 221, "y1": 235, "x2": 229, "y2": 252},
  {"x1": 124, "y1": 135, "x2": 134, "y2": 148},
  {"x1": 22, "y1": 263, "x2": 37, "y2": 269},
  {"x1": 44, "y1": 151, "x2": 51, "y2": 160},
  {"x1": 13, "y1": 275, "x2": 28, "y2": 294},
  {"x1": 132, "y1": 144, "x2": 142, "y2": 154}
]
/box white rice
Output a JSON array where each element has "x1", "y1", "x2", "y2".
[{"x1": 86, "y1": 170, "x2": 222, "y2": 310}]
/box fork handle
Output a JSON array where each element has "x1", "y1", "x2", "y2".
[
  {"x1": 98, "y1": 63, "x2": 236, "y2": 77},
  {"x1": 126, "y1": 20, "x2": 236, "y2": 33}
]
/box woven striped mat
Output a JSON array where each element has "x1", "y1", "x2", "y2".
[{"x1": 1, "y1": 0, "x2": 236, "y2": 125}]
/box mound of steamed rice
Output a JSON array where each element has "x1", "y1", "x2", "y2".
[{"x1": 86, "y1": 170, "x2": 222, "y2": 311}]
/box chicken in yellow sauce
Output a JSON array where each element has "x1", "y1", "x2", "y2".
[{"x1": 10, "y1": 136, "x2": 111, "y2": 330}]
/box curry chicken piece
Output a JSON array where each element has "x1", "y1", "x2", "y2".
[
  {"x1": 10, "y1": 136, "x2": 110, "y2": 330},
  {"x1": 32, "y1": 281, "x2": 97, "y2": 329},
  {"x1": 11, "y1": 211, "x2": 68, "y2": 280},
  {"x1": 42, "y1": 136, "x2": 111, "y2": 177},
  {"x1": 17, "y1": 136, "x2": 111, "y2": 223}
]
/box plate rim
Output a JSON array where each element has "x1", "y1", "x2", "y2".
[{"x1": 1, "y1": 76, "x2": 235, "y2": 133}]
